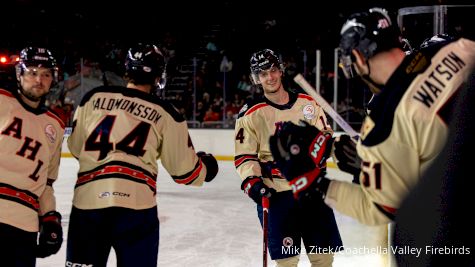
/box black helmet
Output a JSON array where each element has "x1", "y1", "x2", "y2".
[
  {"x1": 339, "y1": 7, "x2": 402, "y2": 78},
  {"x1": 249, "y1": 49, "x2": 284, "y2": 84},
  {"x1": 124, "y1": 43, "x2": 167, "y2": 89},
  {"x1": 16, "y1": 47, "x2": 58, "y2": 82},
  {"x1": 420, "y1": 34, "x2": 454, "y2": 49}
]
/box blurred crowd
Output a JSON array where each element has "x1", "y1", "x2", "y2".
[
  {"x1": 2, "y1": 2, "x2": 472, "y2": 130},
  {"x1": 38, "y1": 42, "x2": 366, "y2": 130}
]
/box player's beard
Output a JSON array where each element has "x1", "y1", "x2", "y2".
[{"x1": 19, "y1": 85, "x2": 48, "y2": 102}]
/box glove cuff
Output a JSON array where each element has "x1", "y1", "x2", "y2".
[
  {"x1": 315, "y1": 176, "x2": 330, "y2": 197},
  {"x1": 197, "y1": 152, "x2": 219, "y2": 182},
  {"x1": 41, "y1": 211, "x2": 61, "y2": 224},
  {"x1": 241, "y1": 176, "x2": 262, "y2": 195}
]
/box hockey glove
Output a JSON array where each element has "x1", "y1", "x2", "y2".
[
  {"x1": 197, "y1": 151, "x2": 219, "y2": 182},
  {"x1": 269, "y1": 121, "x2": 333, "y2": 200},
  {"x1": 37, "y1": 211, "x2": 63, "y2": 258},
  {"x1": 259, "y1": 161, "x2": 283, "y2": 179},
  {"x1": 334, "y1": 134, "x2": 361, "y2": 182},
  {"x1": 241, "y1": 176, "x2": 276, "y2": 205}
]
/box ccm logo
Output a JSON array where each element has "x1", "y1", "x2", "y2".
[
  {"x1": 66, "y1": 261, "x2": 93, "y2": 267},
  {"x1": 310, "y1": 134, "x2": 327, "y2": 159},
  {"x1": 98, "y1": 192, "x2": 130, "y2": 198},
  {"x1": 291, "y1": 177, "x2": 308, "y2": 193}
]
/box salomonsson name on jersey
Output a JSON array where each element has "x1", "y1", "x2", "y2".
[
  {"x1": 326, "y1": 38, "x2": 475, "y2": 224},
  {"x1": 235, "y1": 91, "x2": 331, "y2": 192},
  {"x1": 0, "y1": 88, "x2": 65, "y2": 232},
  {"x1": 68, "y1": 86, "x2": 209, "y2": 210}
]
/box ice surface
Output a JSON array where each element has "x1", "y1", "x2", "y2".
[{"x1": 37, "y1": 159, "x2": 390, "y2": 267}]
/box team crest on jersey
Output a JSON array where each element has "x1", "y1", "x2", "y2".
[
  {"x1": 45, "y1": 124, "x2": 57, "y2": 143},
  {"x1": 239, "y1": 104, "x2": 248, "y2": 115},
  {"x1": 360, "y1": 116, "x2": 375, "y2": 140},
  {"x1": 283, "y1": 237, "x2": 293, "y2": 247},
  {"x1": 302, "y1": 104, "x2": 315, "y2": 119}
]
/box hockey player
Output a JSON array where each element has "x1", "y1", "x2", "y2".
[
  {"x1": 235, "y1": 48, "x2": 342, "y2": 267},
  {"x1": 66, "y1": 43, "x2": 218, "y2": 267},
  {"x1": 0, "y1": 47, "x2": 64, "y2": 266},
  {"x1": 270, "y1": 8, "x2": 475, "y2": 225},
  {"x1": 394, "y1": 68, "x2": 475, "y2": 266}
]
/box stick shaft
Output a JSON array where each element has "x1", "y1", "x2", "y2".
[
  {"x1": 262, "y1": 197, "x2": 270, "y2": 267},
  {"x1": 294, "y1": 74, "x2": 359, "y2": 138}
]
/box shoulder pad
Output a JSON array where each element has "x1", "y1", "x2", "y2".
[{"x1": 237, "y1": 97, "x2": 266, "y2": 118}]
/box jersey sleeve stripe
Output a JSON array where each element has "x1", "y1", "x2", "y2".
[
  {"x1": 0, "y1": 183, "x2": 39, "y2": 211},
  {"x1": 298, "y1": 93, "x2": 314, "y2": 101},
  {"x1": 244, "y1": 103, "x2": 268, "y2": 116},
  {"x1": 234, "y1": 154, "x2": 258, "y2": 168},
  {"x1": 0, "y1": 89, "x2": 14, "y2": 98},
  {"x1": 171, "y1": 160, "x2": 203, "y2": 185},
  {"x1": 46, "y1": 111, "x2": 66, "y2": 129},
  {"x1": 374, "y1": 202, "x2": 397, "y2": 220}
]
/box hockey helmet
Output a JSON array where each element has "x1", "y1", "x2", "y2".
[
  {"x1": 249, "y1": 49, "x2": 284, "y2": 84},
  {"x1": 339, "y1": 7, "x2": 402, "y2": 78},
  {"x1": 420, "y1": 34, "x2": 454, "y2": 49},
  {"x1": 124, "y1": 43, "x2": 167, "y2": 89},
  {"x1": 16, "y1": 47, "x2": 58, "y2": 82}
]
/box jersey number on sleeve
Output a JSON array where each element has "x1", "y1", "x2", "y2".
[
  {"x1": 85, "y1": 115, "x2": 151, "y2": 160},
  {"x1": 236, "y1": 128, "x2": 245, "y2": 143}
]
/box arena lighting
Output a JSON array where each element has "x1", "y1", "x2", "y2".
[{"x1": 0, "y1": 56, "x2": 8, "y2": 64}]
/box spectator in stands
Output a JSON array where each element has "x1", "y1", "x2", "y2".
[
  {"x1": 237, "y1": 74, "x2": 251, "y2": 92},
  {"x1": 203, "y1": 105, "x2": 221, "y2": 122},
  {"x1": 194, "y1": 101, "x2": 206, "y2": 122},
  {"x1": 63, "y1": 58, "x2": 103, "y2": 110}
]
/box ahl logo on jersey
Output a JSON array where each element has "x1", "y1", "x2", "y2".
[
  {"x1": 302, "y1": 104, "x2": 315, "y2": 119},
  {"x1": 45, "y1": 124, "x2": 57, "y2": 143}
]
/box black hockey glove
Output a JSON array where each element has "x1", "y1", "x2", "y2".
[
  {"x1": 334, "y1": 134, "x2": 361, "y2": 183},
  {"x1": 269, "y1": 121, "x2": 333, "y2": 200},
  {"x1": 197, "y1": 151, "x2": 219, "y2": 182},
  {"x1": 37, "y1": 211, "x2": 63, "y2": 258},
  {"x1": 259, "y1": 161, "x2": 283, "y2": 178},
  {"x1": 241, "y1": 176, "x2": 276, "y2": 205}
]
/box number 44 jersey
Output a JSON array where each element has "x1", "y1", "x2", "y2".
[{"x1": 68, "y1": 86, "x2": 208, "y2": 210}]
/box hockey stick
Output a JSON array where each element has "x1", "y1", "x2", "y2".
[
  {"x1": 262, "y1": 197, "x2": 270, "y2": 267},
  {"x1": 294, "y1": 74, "x2": 359, "y2": 138}
]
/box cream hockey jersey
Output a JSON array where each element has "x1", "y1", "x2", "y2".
[
  {"x1": 0, "y1": 88, "x2": 65, "y2": 232},
  {"x1": 235, "y1": 91, "x2": 331, "y2": 192},
  {"x1": 325, "y1": 38, "x2": 475, "y2": 225},
  {"x1": 68, "y1": 86, "x2": 209, "y2": 210}
]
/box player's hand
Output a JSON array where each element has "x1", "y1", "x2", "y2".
[
  {"x1": 37, "y1": 211, "x2": 63, "y2": 258},
  {"x1": 334, "y1": 134, "x2": 361, "y2": 177},
  {"x1": 197, "y1": 151, "x2": 219, "y2": 182},
  {"x1": 334, "y1": 134, "x2": 361, "y2": 184},
  {"x1": 241, "y1": 176, "x2": 276, "y2": 205},
  {"x1": 259, "y1": 161, "x2": 283, "y2": 178},
  {"x1": 269, "y1": 121, "x2": 333, "y2": 200}
]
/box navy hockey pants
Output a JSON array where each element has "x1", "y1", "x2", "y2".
[
  {"x1": 66, "y1": 206, "x2": 160, "y2": 267},
  {"x1": 257, "y1": 191, "x2": 343, "y2": 260},
  {"x1": 0, "y1": 223, "x2": 37, "y2": 267}
]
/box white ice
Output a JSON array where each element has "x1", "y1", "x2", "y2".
[{"x1": 38, "y1": 159, "x2": 391, "y2": 267}]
